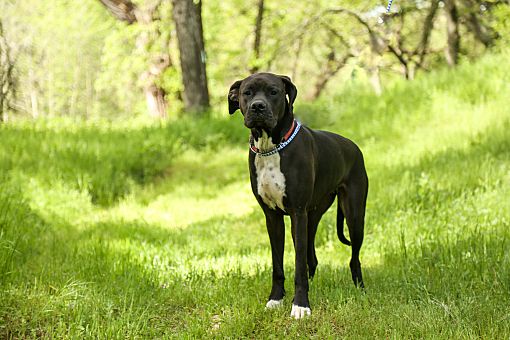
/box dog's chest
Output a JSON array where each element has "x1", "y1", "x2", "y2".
[{"x1": 253, "y1": 134, "x2": 286, "y2": 211}]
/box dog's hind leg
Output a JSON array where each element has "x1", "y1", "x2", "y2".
[
  {"x1": 342, "y1": 175, "x2": 368, "y2": 288},
  {"x1": 306, "y1": 212, "x2": 319, "y2": 279}
]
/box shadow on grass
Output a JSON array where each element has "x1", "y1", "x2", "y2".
[
  {"x1": 0, "y1": 116, "x2": 248, "y2": 207},
  {"x1": 135, "y1": 147, "x2": 249, "y2": 204},
  {"x1": 365, "y1": 120, "x2": 510, "y2": 217}
]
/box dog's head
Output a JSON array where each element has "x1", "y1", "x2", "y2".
[{"x1": 228, "y1": 73, "x2": 297, "y2": 131}]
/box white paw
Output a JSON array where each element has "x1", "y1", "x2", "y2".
[
  {"x1": 265, "y1": 299, "x2": 283, "y2": 309},
  {"x1": 290, "y1": 304, "x2": 311, "y2": 319}
]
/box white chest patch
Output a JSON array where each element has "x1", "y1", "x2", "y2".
[{"x1": 254, "y1": 132, "x2": 286, "y2": 211}]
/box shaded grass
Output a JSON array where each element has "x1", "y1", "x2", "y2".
[
  {"x1": 0, "y1": 50, "x2": 509, "y2": 338},
  {"x1": 0, "y1": 115, "x2": 246, "y2": 206}
]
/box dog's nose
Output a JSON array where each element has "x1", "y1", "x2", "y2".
[{"x1": 251, "y1": 100, "x2": 267, "y2": 112}]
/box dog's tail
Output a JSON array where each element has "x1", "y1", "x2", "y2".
[{"x1": 336, "y1": 196, "x2": 351, "y2": 246}]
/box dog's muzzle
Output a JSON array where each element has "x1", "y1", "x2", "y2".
[{"x1": 245, "y1": 100, "x2": 276, "y2": 129}]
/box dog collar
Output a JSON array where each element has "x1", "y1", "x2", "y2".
[{"x1": 250, "y1": 120, "x2": 301, "y2": 157}]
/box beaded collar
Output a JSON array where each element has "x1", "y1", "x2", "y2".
[{"x1": 249, "y1": 120, "x2": 301, "y2": 157}]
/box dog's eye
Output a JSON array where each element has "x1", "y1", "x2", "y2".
[
  {"x1": 243, "y1": 90, "x2": 252, "y2": 96},
  {"x1": 270, "y1": 90, "x2": 278, "y2": 95}
]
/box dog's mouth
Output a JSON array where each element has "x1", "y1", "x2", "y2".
[{"x1": 244, "y1": 112, "x2": 277, "y2": 130}]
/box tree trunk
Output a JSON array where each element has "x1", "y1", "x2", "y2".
[
  {"x1": 250, "y1": 0, "x2": 264, "y2": 74},
  {"x1": 416, "y1": 0, "x2": 439, "y2": 67},
  {"x1": 0, "y1": 19, "x2": 14, "y2": 122},
  {"x1": 291, "y1": 35, "x2": 304, "y2": 81},
  {"x1": 172, "y1": 0, "x2": 210, "y2": 113},
  {"x1": 28, "y1": 68, "x2": 40, "y2": 119},
  {"x1": 369, "y1": 66, "x2": 382, "y2": 96},
  {"x1": 98, "y1": 0, "x2": 171, "y2": 118},
  {"x1": 466, "y1": 13, "x2": 493, "y2": 47},
  {"x1": 462, "y1": 0, "x2": 499, "y2": 47},
  {"x1": 141, "y1": 55, "x2": 170, "y2": 119},
  {"x1": 444, "y1": 0, "x2": 460, "y2": 66},
  {"x1": 144, "y1": 84, "x2": 167, "y2": 119},
  {"x1": 135, "y1": 26, "x2": 170, "y2": 119}
]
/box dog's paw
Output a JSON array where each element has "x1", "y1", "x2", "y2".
[
  {"x1": 290, "y1": 304, "x2": 311, "y2": 319},
  {"x1": 265, "y1": 299, "x2": 283, "y2": 309}
]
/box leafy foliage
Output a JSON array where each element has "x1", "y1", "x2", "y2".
[{"x1": 1, "y1": 0, "x2": 509, "y2": 118}]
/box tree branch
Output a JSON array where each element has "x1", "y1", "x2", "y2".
[
  {"x1": 322, "y1": 7, "x2": 387, "y2": 54},
  {"x1": 321, "y1": 23, "x2": 351, "y2": 51},
  {"x1": 98, "y1": 0, "x2": 137, "y2": 24},
  {"x1": 415, "y1": 0, "x2": 439, "y2": 67}
]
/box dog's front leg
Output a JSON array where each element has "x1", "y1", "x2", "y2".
[
  {"x1": 289, "y1": 209, "x2": 311, "y2": 319},
  {"x1": 264, "y1": 208, "x2": 286, "y2": 309}
]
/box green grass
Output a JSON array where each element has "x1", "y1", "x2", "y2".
[{"x1": 1, "y1": 51, "x2": 510, "y2": 338}]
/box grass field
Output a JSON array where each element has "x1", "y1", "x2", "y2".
[{"x1": 1, "y1": 51, "x2": 510, "y2": 338}]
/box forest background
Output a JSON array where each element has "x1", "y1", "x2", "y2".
[{"x1": 1, "y1": 0, "x2": 509, "y2": 120}]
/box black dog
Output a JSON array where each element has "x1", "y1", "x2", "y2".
[{"x1": 228, "y1": 73, "x2": 368, "y2": 319}]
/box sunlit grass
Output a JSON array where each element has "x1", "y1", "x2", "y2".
[{"x1": 1, "y1": 50, "x2": 509, "y2": 337}]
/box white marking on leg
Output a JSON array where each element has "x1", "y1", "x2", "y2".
[
  {"x1": 265, "y1": 299, "x2": 283, "y2": 309},
  {"x1": 254, "y1": 132, "x2": 286, "y2": 211},
  {"x1": 290, "y1": 304, "x2": 311, "y2": 319}
]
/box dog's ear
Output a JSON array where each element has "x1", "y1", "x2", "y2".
[
  {"x1": 279, "y1": 75, "x2": 297, "y2": 113},
  {"x1": 228, "y1": 80, "x2": 243, "y2": 115}
]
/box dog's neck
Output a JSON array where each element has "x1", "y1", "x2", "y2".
[{"x1": 251, "y1": 113, "x2": 295, "y2": 148}]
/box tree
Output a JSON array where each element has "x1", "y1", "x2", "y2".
[
  {"x1": 0, "y1": 19, "x2": 15, "y2": 122},
  {"x1": 461, "y1": 0, "x2": 500, "y2": 47},
  {"x1": 99, "y1": 0, "x2": 172, "y2": 118},
  {"x1": 300, "y1": 7, "x2": 386, "y2": 94},
  {"x1": 379, "y1": 1, "x2": 440, "y2": 79},
  {"x1": 308, "y1": 24, "x2": 354, "y2": 99},
  {"x1": 250, "y1": 0, "x2": 265, "y2": 74},
  {"x1": 172, "y1": 0, "x2": 210, "y2": 113},
  {"x1": 444, "y1": 0, "x2": 461, "y2": 66}
]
